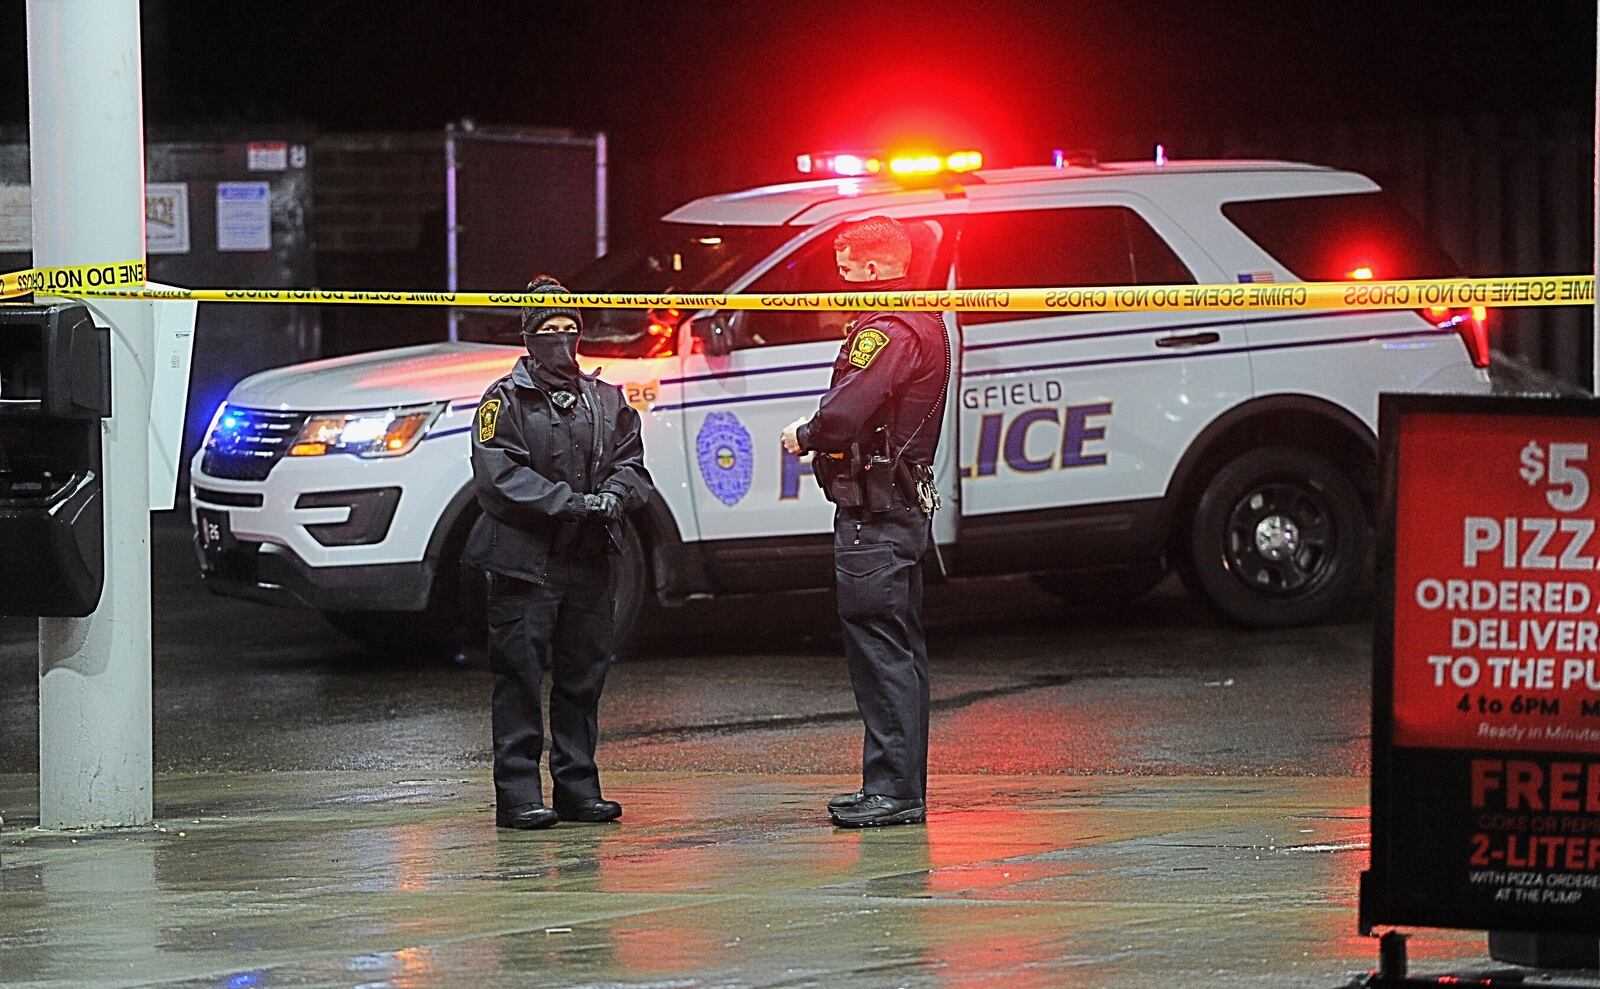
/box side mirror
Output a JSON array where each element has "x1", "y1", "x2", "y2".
[{"x1": 690, "y1": 314, "x2": 734, "y2": 358}]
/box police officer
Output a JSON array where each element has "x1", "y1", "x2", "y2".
[
  {"x1": 781, "y1": 216, "x2": 950, "y2": 828},
  {"x1": 466, "y1": 277, "x2": 653, "y2": 830}
]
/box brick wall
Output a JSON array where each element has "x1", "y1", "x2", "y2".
[
  {"x1": 312, "y1": 132, "x2": 444, "y2": 256},
  {"x1": 311, "y1": 132, "x2": 448, "y2": 355}
]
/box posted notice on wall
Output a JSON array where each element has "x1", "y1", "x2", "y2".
[
  {"x1": 1364, "y1": 394, "x2": 1600, "y2": 935},
  {"x1": 216, "y1": 181, "x2": 271, "y2": 252},
  {"x1": 0, "y1": 184, "x2": 194, "y2": 256},
  {"x1": 145, "y1": 182, "x2": 190, "y2": 255}
]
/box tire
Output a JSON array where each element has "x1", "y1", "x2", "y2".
[
  {"x1": 609, "y1": 515, "x2": 649, "y2": 648},
  {"x1": 1184, "y1": 446, "x2": 1368, "y2": 628}
]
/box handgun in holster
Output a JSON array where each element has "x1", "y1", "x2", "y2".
[
  {"x1": 814, "y1": 427, "x2": 898, "y2": 512},
  {"x1": 812, "y1": 449, "x2": 858, "y2": 508}
]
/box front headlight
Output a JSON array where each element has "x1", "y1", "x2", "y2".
[{"x1": 287, "y1": 404, "x2": 441, "y2": 459}]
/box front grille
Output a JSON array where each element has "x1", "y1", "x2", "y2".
[{"x1": 200, "y1": 406, "x2": 307, "y2": 481}]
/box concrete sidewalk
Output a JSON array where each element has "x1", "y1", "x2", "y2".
[{"x1": 0, "y1": 772, "x2": 1494, "y2": 988}]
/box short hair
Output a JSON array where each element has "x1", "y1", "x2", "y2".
[{"x1": 833, "y1": 216, "x2": 913, "y2": 271}]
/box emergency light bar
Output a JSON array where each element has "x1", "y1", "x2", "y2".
[
  {"x1": 796, "y1": 149, "x2": 984, "y2": 179},
  {"x1": 1051, "y1": 148, "x2": 1100, "y2": 168}
]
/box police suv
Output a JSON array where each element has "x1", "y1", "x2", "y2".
[{"x1": 191, "y1": 152, "x2": 1492, "y2": 651}]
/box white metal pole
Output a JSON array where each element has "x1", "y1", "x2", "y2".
[
  {"x1": 27, "y1": 0, "x2": 154, "y2": 829},
  {"x1": 445, "y1": 123, "x2": 460, "y2": 343},
  {"x1": 595, "y1": 131, "x2": 608, "y2": 258}
]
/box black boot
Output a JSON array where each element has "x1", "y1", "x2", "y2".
[
  {"x1": 496, "y1": 803, "x2": 558, "y2": 830},
  {"x1": 829, "y1": 794, "x2": 925, "y2": 828},
  {"x1": 556, "y1": 797, "x2": 622, "y2": 823},
  {"x1": 827, "y1": 788, "x2": 865, "y2": 811}
]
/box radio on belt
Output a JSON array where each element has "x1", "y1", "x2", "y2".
[{"x1": 0, "y1": 303, "x2": 111, "y2": 616}]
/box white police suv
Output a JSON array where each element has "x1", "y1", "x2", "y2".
[{"x1": 191, "y1": 152, "x2": 1491, "y2": 651}]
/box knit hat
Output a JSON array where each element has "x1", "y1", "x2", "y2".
[{"x1": 520, "y1": 276, "x2": 584, "y2": 334}]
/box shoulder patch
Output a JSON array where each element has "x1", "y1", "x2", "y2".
[
  {"x1": 477, "y1": 399, "x2": 502, "y2": 442},
  {"x1": 848, "y1": 327, "x2": 891, "y2": 369}
]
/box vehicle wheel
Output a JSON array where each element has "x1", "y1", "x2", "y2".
[
  {"x1": 607, "y1": 515, "x2": 649, "y2": 647},
  {"x1": 1185, "y1": 446, "x2": 1367, "y2": 628}
]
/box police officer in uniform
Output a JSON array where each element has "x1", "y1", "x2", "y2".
[
  {"x1": 466, "y1": 277, "x2": 653, "y2": 830},
  {"x1": 782, "y1": 216, "x2": 950, "y2": 827}
]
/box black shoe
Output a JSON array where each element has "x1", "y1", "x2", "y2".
[
  {"x1": 495, "y1": 803, "x2": 558, "y2": 830},
  {"x1": 555, "y1": 797, "x2": 622, "y2": 823},
  {"x1": 829, "y1": 794, "x2": 925, "y2": 828},
  {"x1": 827, "y1": 789, "x2": 865, "y2": 811}
]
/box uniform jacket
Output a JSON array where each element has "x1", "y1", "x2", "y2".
[
  {"x1": 797, "y1": 310, "x2": 950, "y2": 466},
  {"x1": 464, "y1": 357, "x2": 653, "y2": 584}
]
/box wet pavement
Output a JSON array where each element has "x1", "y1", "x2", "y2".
[
  {"x1": 0, "y1": 514, "x2": 1542, "y2": 986},
  {"x1": 1, "y1": 770, "x2": 1495, "y2": 989},
  {"x1": 1, "y1": 516, "x2": 1371, "y2": 779}
]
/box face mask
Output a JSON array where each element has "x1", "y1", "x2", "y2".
[
  {"x1": 839, "y1": 273, "x2": 911, "y2": 293},
  {"x1": 524, "y1": 332, "x2": 580, "y2": 389}
]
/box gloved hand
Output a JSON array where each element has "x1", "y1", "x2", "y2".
[{"x1": 582, "y1": 491, "x2": 623, "y2": 521}]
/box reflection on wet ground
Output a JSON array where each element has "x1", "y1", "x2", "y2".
[
  {"x1": 0, "y1": 518, "x2": 1487, "y2": 986},
  {"x1": 0, "y1": 771, "x2": 1493, "y2": 988}
]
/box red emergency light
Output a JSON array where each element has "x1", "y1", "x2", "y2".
[
  {"x1": 797, "y1": 149, "x2": 983, "y2": 179},
  {"x1": 1349, "y1": 261, "x2": 1489, "y2": 368},
  {"x1": 1423, "y1": 305, "x2": 1491, "y2": 369}
]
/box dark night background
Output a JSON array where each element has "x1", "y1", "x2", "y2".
[
  {"x1": 3, "y1": 0, "x2": 1596, "y2": 213},
  {"x1": 2, "y1": 0, "x2": 1600, "y2": 387}
]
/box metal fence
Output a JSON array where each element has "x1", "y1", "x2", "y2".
[{"x1": 445, "y1": 124, "x2": 606, "y2": 344}]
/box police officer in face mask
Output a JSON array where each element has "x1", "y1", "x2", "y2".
[
  {"x1": 781, "y1": 216, "x2": 951, "y2": 828},
  {"x1": 465, "y1": 276, "x2": 654, "y2": 830}
]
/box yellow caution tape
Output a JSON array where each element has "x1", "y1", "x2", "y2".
[
  {"x1": 2, "y1": 263, "x2": 1595, "y2": 313},
  {"x1": 0, "y1": 261, "x2": 147, "y2": 299}
]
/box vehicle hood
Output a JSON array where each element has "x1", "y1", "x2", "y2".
[{"x1": 226, "y1": 342, "x2": 614, "y2": 411}]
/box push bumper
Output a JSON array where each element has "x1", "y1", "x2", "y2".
[{"x1": 195, "y1": 535, "x2": 437, "y2": 612}]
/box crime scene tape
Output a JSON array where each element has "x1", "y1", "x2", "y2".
[
  {"x1": 0, "y1": 260, "x2": 148, "y2": 299},
  {"x1": 1, "y1": 261, "x2": 1596, "y2": 313}
]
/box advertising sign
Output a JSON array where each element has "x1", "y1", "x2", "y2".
[{"x1": 1363, "y1": 394, "x2": 1600, "y2": 935}]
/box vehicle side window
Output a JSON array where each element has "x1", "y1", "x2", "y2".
[
  {"x1": 956, "y1": 206, "x2": 1195, "y2": 325},
  {"x1": 1219, "y1": 192, "x2": 1458, "y2": 281},
  {"x1": 732, "y1": 217, "x2": 950, "y2": 349}
]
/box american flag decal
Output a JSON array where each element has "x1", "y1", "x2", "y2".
[{"x1": 1237, "y1": 271, "x2": 1275, "y2": 283}]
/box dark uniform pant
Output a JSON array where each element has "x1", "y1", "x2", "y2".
[
  {"x1": 487, "y1": 550, "x2": 614, "y2": 810},
  {"x1": 834, "y1": 505, "x2": 931, "y2": 802}
]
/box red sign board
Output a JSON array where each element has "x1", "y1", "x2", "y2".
[
  {"x1": 1392, "y1": 411, "x2": 1600, "y2": 752},
  {"x1": 1365, "y1": 395, "x2": 1600, "y2": 935}
]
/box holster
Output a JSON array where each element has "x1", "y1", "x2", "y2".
[
  {"x1": 815, "y1": 429, "x2": 902, "y2": 513},
  {"x1": 813, "y1": 449, "x2": 864, "y2": 509},
  {"x1": 860, "y1": 453, "x2": 897, "y2": 513}
]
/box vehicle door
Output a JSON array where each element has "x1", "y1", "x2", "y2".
[
  {"x1": 679, "y1": 216, "x2": 958, "y2": 545},
  {"x1": 952, "y1": 195, "x2": 1246, "y2": 523}
]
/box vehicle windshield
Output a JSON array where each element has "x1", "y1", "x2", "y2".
[{"x1": 457, "y1": 221, "x2": 794, "y2": 359}]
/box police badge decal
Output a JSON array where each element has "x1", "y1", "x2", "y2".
[
  {"x1": 848, "y1": 327, "x2": 890, "y2": 369},
  {"x1": 477, "y1": 399, "x2": 502, "y2": 442},
  {"x1": 695, "y1": 412, "x2": 754, "y2": 506}
]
